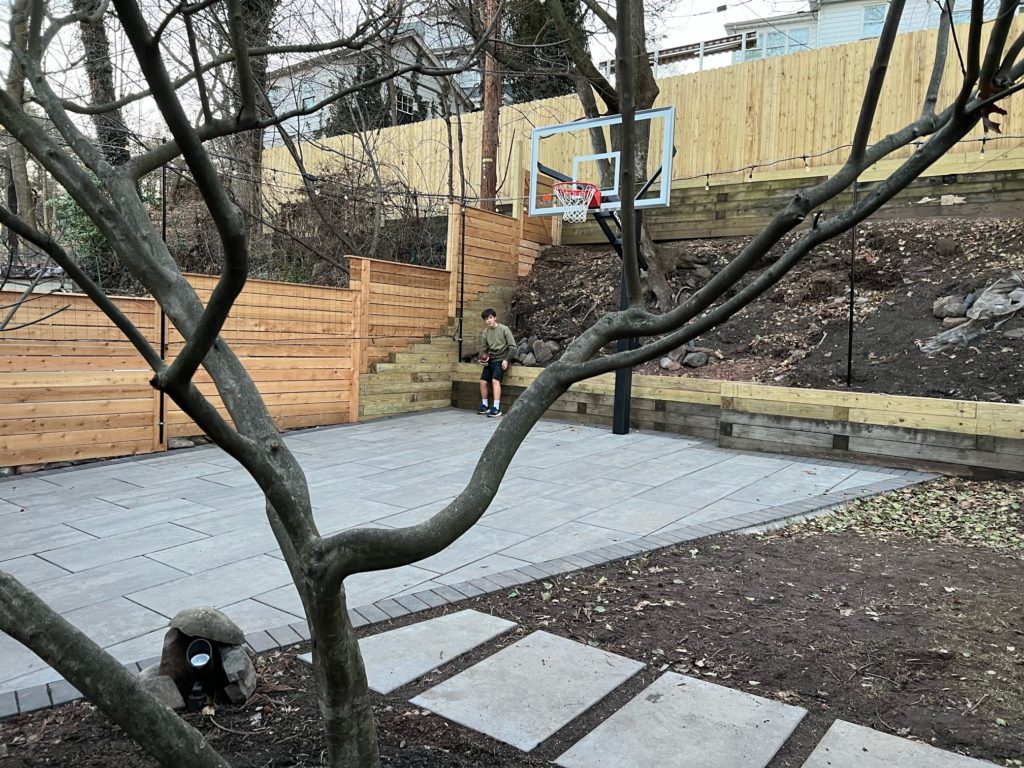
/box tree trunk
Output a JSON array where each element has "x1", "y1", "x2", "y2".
[
  {"x1": 229, "y1": 0, "x2": 276, "y2": 262},
  {"x1": 5, "y1": 0, "x2": 34, "y2": 233},
  {"x1": 306, "y1": 579, "x2": 381, "y2": 768},
  {"x1": 73, "y1": 0, "x2": 131, "y2": 167},
  {"x1": 479, "y1": 0, "x2": 500, "y2": 211}
]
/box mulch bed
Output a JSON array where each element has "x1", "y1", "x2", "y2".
[{"x1": 3, "y1": 486, "x2": 1023, "y2": 767}]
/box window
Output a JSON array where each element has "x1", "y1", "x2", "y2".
[
  {"x1": 743, "y1": 26, "x2": 810, "y2": 60},
  {"x1": 766, "y1": 31, "x2": 787, "y2": 57},
  {"x1": 301, "y1": 83, "x2": 316, "y2": 110},
  {"x1": 396, "y1": 90, "x2": 417, "y2": 125},
  {"x1": 863, "y1": 4, "x2": 888, "y2": 37}
]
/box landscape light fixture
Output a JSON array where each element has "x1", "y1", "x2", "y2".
[{"x1": 186, "y1": 638, "x2": 214, "y2": 712}]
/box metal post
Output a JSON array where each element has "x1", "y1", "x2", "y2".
[
  {"x1": 612, "y1": 210, "x2": 642, "y2": 435},
  {"x1": 158, "y1": 156, "x2": 168, "y2": 444},
  {"x1": 846, "y1": 180, "x2": 858, "y2": 388}
]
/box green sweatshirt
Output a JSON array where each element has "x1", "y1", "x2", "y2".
[{"x1": 480, "y1": 323, "x2": 516, "y2": 361}]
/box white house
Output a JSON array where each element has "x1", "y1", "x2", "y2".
[
  {"x1": 264, "y1": 28, "x2": 474, "y2": 148},
  {"x1": 725, "y1": 0, "x2": 1011, "y2": 63}
]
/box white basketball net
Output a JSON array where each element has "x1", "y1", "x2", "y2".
[{"x1": 553, "y1": 182, "x2": 597, "y2": 223}]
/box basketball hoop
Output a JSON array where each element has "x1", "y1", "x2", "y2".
[{"x1": 552, "y1": 181, "x2": 600, "y2": 223}]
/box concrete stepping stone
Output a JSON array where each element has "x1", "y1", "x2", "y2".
[
  {"x1": 801, "y1": 720, "x2": 998, "y2": 767},
  {"x1": 411, "y1": 630, "x2": 644, "y2": 751},
  {"x1": 299, "y1": 609, "x2": 515, "y2": 693},
  {"x1": 556, "y1": 671, "x2": 806, "y2": 768}
]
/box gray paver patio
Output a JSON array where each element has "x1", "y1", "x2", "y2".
[
  {"x1": 298, "y1": 609, "x2": 516, "y2": 693},
  {"x1": 555, "y1": 672, "x2": 806, "y2": 768},
  {"x1": 411, "y1": 630, "x2": 645, "y2": 751},
  {"x1": 801, "y1": 720, "x2": 998, "y2": 767},
  {"x1": 0, "y1": 409, "x2": 932, "y2": 704}
]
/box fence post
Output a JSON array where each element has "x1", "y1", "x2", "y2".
[{"x1": 348, "y1": 258, "x2": 371, "y2": 423}]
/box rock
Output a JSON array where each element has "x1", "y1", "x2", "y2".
[
  {"x1": 932, "y1": 295, "x2": 965, "y2": 318},
  {"x1": 138, "y1": 668, "x2": 186, "y2": 710},
  {"x1": 516, "y1": 341, "x2": 530, "y2": 360},
  {"x1": 0, "y1": 467, "x2": 14, "y2": 478},
  {"x1": 942, "y1": 316, "x2": 969, "y2": 328},
  {"x1": 220, "y1": 645, "x2": 257, "y2": 704},
  {"x1": 168, "y1": 438, "x2": 195, "y2": 450},
  {"x1": 935, "y1": 237, "x2": 959, "y2": 258},
  {"x1": 15, "y1": 464, "x2": 45, "y2": 475},
  {"x1": 693, "y1": 265, "x2": 713, "y2": 280},
  {"x1": 1004, "y1": 327, "x2": 1024, "y2": 339},
  {"x1": 158, "y1": 629, "x2": 192, "y2": 693},
  {"x1": 683, "y1": 352, "x2": 709, "y2": 368},
  {"x1": 544, "y1": 341, "x2": 560, "y2": 354},
  {"x1": 532, "y1": 340, "x2": 553, "y2": 364},
  {"x1": 522, "y1": 352, "x2": 536, "y2": 366},
  {"x1": 666, "y1": 345, "x2": 688, "y2": 363},
  {"x1": 659, "y1": 356, "x2": 682, "y2": 371},
  {"x1": 170, "y1": 606, "x2": 245, "y2": 646},
  {"x1": 527, "y1": 335, "x2": 537, "y2": 349}
]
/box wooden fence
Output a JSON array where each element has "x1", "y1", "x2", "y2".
[
  {"x1": 263, "y1": 18, "x2": 1024, "y2": 211},
  {"x1": 0, "y1": 255, "x2": 465, "y2": 465},
  {"x1": 0, "y1": 293, "x2": 160, "y2": 466},
  {"x1": 451, "y1": 366, "x2": 1024, "y2": 476}
]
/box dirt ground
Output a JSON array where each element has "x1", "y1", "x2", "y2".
[
  {"x1": 510, "y1": 217, "x2": 1024, "y2": 403},
  {"x1": 3, "y1": 478, "x2": 1022, "y2": 768}
]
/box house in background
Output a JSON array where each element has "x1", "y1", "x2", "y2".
[
  {"x1": 264, "y1": 27, "x2": 474, "y2": 148},
  {"x1": 725, "y1": 0, "x2": 1011, "y2": 63}
]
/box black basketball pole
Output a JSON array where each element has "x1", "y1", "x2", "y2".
[{"x1": 613, "y1": 209, "x2": 642, "y2": 435}]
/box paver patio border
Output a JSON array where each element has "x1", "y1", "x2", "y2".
[{"x1": 0, "y1": 464, "x2": 930, "y2": 719}]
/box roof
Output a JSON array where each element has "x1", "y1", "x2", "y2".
[{"x1": 266, "y1": 28, "x2": 473, "y2": 105}]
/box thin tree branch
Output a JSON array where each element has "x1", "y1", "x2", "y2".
[
  {"x1": 850, "y1": 0, "x2": 907, "y2": 163},
  {"x1": 922, "y1": 3, "x2": 952, "y2": 119},
  {"x1": 979, "y1": 0, "x2": 1019, "y2": 86}
]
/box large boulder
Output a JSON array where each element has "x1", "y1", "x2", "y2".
[
  {"x1": 683, "y1": 352, "x2": 709, "y2": 368},
  {"x1": 532, "y1": 340, "x2": 553, "y2": 364},
  {"x1": 170, "y1": 606, "x2": 245, "y2": 645}
]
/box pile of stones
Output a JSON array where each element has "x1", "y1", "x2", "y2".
[{"x1": 138, "y1": 606, "x2": 257, "y2": 711}]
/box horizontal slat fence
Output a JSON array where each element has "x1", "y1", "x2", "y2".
[
  {"x1": 263, "y1": 18, "x2": 1024, "y2": 210},
  {"x1": 349, "y1": 257, "x2": 451, "y2": 368},
  {"x1": 0, "y1": 292, "x2": 160, "y2": 465},
  {"x1": 451, "y1": 365, "x2": 1024, "y2": 476}
]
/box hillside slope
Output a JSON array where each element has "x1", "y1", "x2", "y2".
[{"x1": 510, "y1": 217, "x2": 1024, "y2": 403}]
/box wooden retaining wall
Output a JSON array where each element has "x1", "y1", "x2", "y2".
[
  {"x1": 0, "y1": 292, "x2": 161, "y2": 465},
  {"x1": 451, "y1": 365, "x2": 1024, "y2": 476},
  {"x1": 163, "y1": 275, "x2": 360, "y2": 437},
  {"x1": 349, "y1": 257, "x2": 451, "y2": 369},
  {"x1": 445, "y1": 203, "x2": 552, "y2": 324},
  {"x1": 563, "y1": 168, "x2": 1024, "y2": 244}
]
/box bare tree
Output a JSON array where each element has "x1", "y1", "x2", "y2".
[{"x1": 1, "y1": 2, "x2": 1021, "y2": 768}]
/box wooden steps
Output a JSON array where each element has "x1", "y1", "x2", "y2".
[{"x1": 357, "y1": 317, "x2": 459, "y2": 420}]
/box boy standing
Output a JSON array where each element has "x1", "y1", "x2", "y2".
[{"x1": 477, "y1": 308, "x2": 516, "y2": 417}]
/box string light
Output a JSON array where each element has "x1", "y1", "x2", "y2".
[
  {"x1": 803, "y1": 155, "x2": 810, "y2": 172},
  {"x1": 747, "y1": 165, "x2": 755, "y2": 181},
  {"x1": 704, "y1": 174, "x2": 710, "y2": 191},
  {"x1": 980, "y1": 136, "x2": 986, "y2": 158}
]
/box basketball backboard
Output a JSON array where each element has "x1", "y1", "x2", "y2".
[{"x1": 527, "y1": 106, "x2": 675, "y2": 219}]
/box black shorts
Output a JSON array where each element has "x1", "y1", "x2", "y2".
[{"x1": 480, "y1": 359, "x2": 506, "y2": 382}]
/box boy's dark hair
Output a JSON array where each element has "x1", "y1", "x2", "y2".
[{"x1": 481, "y1": 308, "x2": 497, "y2": 319}]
